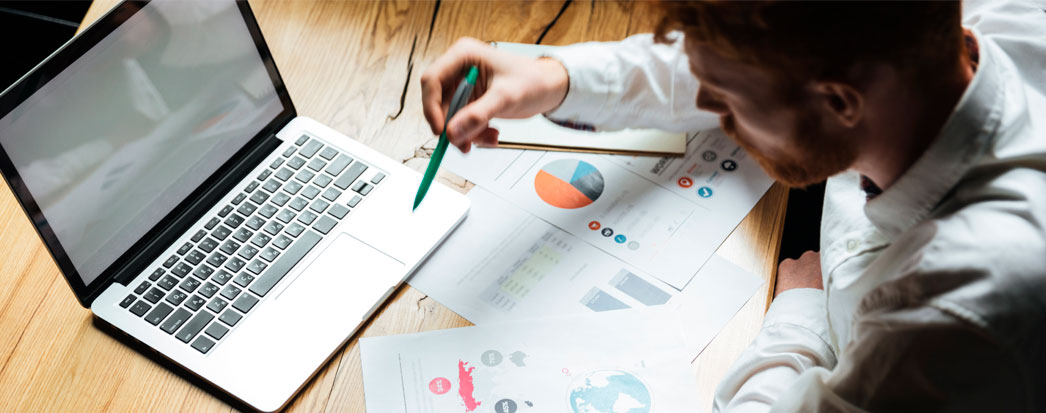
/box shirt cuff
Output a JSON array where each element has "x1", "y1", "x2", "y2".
[
  {"x1": 763, "y1": 288, "x2": 832, "y2": 347},
  {"x1": 541, "y1": 43, "x2": 613, "y2": 125}
]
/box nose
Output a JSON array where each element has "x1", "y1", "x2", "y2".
[{"x1": 696, "y1": 87, "x2": 729, "y2": 115}]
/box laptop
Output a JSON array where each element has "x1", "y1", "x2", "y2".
[{"x1": 0, "y1": 0, "x2": 469, "y2": 410}]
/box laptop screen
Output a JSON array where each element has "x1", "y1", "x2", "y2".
[{"x1": 0, "y1": 0, "x2": 283, "y2": 286}]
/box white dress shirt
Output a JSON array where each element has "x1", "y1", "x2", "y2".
[{"x1": 545, "y1": 1, "x2": 1046, "y2": 411}]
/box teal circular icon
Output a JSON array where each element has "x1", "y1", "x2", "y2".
[
  {"x1": 697, "y1": 186, "x2": 713, "y2": 198},
  {"x1": 614, "y1": 234, "x2": 626, "y2": 244}
]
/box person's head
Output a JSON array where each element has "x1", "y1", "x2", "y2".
[{"x1": 655, "y1": 1, "x2": 969, "y2": 187}]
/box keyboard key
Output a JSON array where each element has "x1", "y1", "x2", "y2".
[
  {"x1": 284, "y1": 180, "x2": 303, "y2": 195},
  {"x1": 287, "y1": 156, "x2": 306, "y2": 170},
  {"x1": 313, "y1": 215, "x2": 337, "y2": 234},
  {"x1": 259, "y1": 247, "x2": 279, "y2": 262},
  {"x1": 212, "y1": 270, "x2": 233, "y2": 285},
  {"x1": 306, "y1": 158, "x2": 326, "y2": 172},
  {"x1": 185, "y1": 295, "x2": 207, "y2": 311},
  {"x1": 199, "y1": 282, "x2": 220, "y2": 297},
  {"x1": 144, "y1": 288, "x2": 165, "y2": 303},
  {"x1": 263, "y1": 178, "x2": 281, "y2": 192},
  {"x1": 207, "y1": 297, "x2": 228, "y2": 313},
  {"x1": 250, "y1": 191, "x2": 270, "y2": 205},
  {"x1": 233, "y1": 294, "x2": 259, "y2": 313},
  {"x1": 134, "y1": 281, "x2": 151, "y2": 295},
  {"x1": 190, "y1": 230, "x2": 207, "y2": 243},
  {"x1": 236, "y1": 202, "x2": 257, "y2": 217},
  {"x1": 217, "y1": 205, "x2": 233, "y2": 218},
  {"x1": 275, "y1": 209, "x2": 295, "y2": 223},
  {"x1": 244, "y1": 181, "x2": 259, "y2": 193},
  {"x1": 352, "y1": 181, "x2": 373, "y2": 196},
  {"x1": 163, "y1": 255, "x2": 179, "y2": 268},
  {"x1": 223, "y1": 213, "x2": 245, "y2": 229},
  {"x1": 212, "y1": 225, "x2": 232, "y2": 240},
  {"x1": 192, "y1": 264, "x2": 214, "y2": 280},
  {"x1": 158, "y1": 275, "x2": 178, "y2": 291},
  {"x1": 233, "y1": 227, "x2": 253, "y2": 243},
  {"x1": 238, "y1": 245, "x2": 260, "y2": 260},
  {"x1": 245, "y1": 216, "x2": 266, "y2": 231},
  {"x1": 148, "y1": 268, "x2": 165, "y2": 281},
  {"x1": 319, "y1": 147, "x2": 338, "y2": 160},
  {"x1": 204, "y1": 217, "x2": 220, "y2": 230},
  {"x1": 325, "y1": 154, "x2": 352, "y2": 176},
  {"x1": 205, "y1": 323, "x2": 229, "y2": 340},
  {"x1": 199, "y1": 237, "x2": 219, "y2": 253},
  {"x1": 250, "y1": 233, "x2": 272, "y2": 248},
  {"x1": 176, "y1": 311, "x2": 213, "y2": 343},
  {"x1": 180, "y1": 277, "x2": 202, "y2": 293},
  {"x1": 250, "y1": 231, "x2": 322, "y2": 298},
  {"x1": 297, "y1": 211, "x2": 318, "y2": 225},
  {"x1": 371, "y1": 172, "x2": 385, "y2": 184},
  {"x1": 299, "y1": 140, "x2": 323, "y2": 158},
  {"x1": 185, "y1": 250, "x2": 206, "y2": 265},
  {"x1": 206, "y1": 252, "x2": 228, "y2": 267},
  {"x1": 219, "y1": 310, "x2": 243, "y2": 326},
  {"x1": 272, "y1": 235, "x2": 292, "y2": 250},
  {"x1": 144, "y1": 303, "x2": 174, "y2": 326},
  {"x1": 220, "y1": 239, "x2": 240, "y2": 255},
  {"x1": 313, "y1": 174, "x2": 333, "y2": 188},
  {"x1": 263, "y1": 221, "x2": 284, "y2": 236},
  {"x1": 166, "y1": 290, "x2": 188, "y2": 306},
  {"x1": 360, "y1": 183, "x2": 374, "y2": 196},
  {"x1": 232, "y1": 193, "x2": 248, "y2": 205},
  {"x1": 285, "y1": 222, "x2": 305, "y2": 237},
  {"x1": 191, "y1": 336, "x2": 215, "y2": 354},
  {"x1": 177, "y1": 242, "x2": 193, "y2": 255},
  {"x1": 271, "y1": 192, "x2": 291, "y2": 206},
  {"x1": 333, "y1": 163, "x2": 368, "y2": 190},
  {"x1": 310, "y1": 199, "x2": 330, "y2": 214},
  {"x1": 220, "y1": 285, "x2": 242, "y2": 300},
  {"x1": 289, "y1": 197, "x2": 308, "y2": 211},
  {"x1": 270, "y1": 158, "x2": 285, "y2": 169},
  {"x1": 224, "y1": 257, "x2": 246, "y2": 272},
  {"x1": 259, "y1": 204, "x2": 278, "y2": 218},
  {"x1": 120, "y1": 295, "x2": 135, "y2": 308},
  {"x1": 172, "y1": 262, "x2": 192, "y2": 278},
  {"x1": 295, "y1": 170, "x2": 315, "y2": 183},
  {"x1": 245, "y1": 259, "x2": 268, "y2": 275},
  {"x1": 130, "y1": 300, "x2": 152, "y2": 317},
  {"x1": 346, "y1": 195, "x2": 362, "y2": 208},
  {"x1": 234, "y1": 273, "x2": 256, "y2": 288},
  {"x1": 282, "y1": 146, "x2": 296, "y2": 157},
  {"x1": 295, "y1": 135, "x2": 309, "y2": 145},
  {"x1": 160, "y1": 308, "x2": 191, "y2": 334},
  {"x1": 328, "y1": 204, "x2": 350, "y2": 219},
  {"x1": 321, "y1": 187, "x2": 342, "y2": 202},
  {"x1": 301, "y1": 185, "x2": 320, "y2": 200}
]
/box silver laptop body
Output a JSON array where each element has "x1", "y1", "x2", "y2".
[{"x1": 0, "y1": 1, "x2": 468, "y2": 411}]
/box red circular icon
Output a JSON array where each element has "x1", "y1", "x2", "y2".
[
  {"x1": 677, "y1": 177, "x2": 693, "y2": 188},
  {"x1": 588, "y1": 221, "x2": 601, "y2": 230},
  {"x1": 429, "y1": 377, "x2": 451, "y2": 395}
]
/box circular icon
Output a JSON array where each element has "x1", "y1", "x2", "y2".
[
  {"x1": 702, "y1": 150, "x2": 717, "y2": 162},
  {"x1": 721, "y1": 159, "x2": 737, "y2": 171},
  {"x1": 676, "y1": 176, "x2": 693, "y2": 188},
  {"x1": 614, "y1": 234, "x2": 627, "y2": 244},
  {"x1": 569, "y1": 370, "x2": 651, "y2": 413},
  {"x1": 588, "y1": 221, "x2": 601, "y2": 230},
  {"x1": 627, "y1": 241, "x2": 640, "y2": 250},
  {"x1": 535, "y1": 159, "x2": 605, "y2": 209},
  {"x1": 600, "y1": 228, "x2": 614, "y2": 237},
  {"x1": 562, "y1": 368, "x2": 571, "y2": 376},
  {"x1": 429, "y1": 377, "x2": 451, "y2": 395},
  {"x1": 697, "y1": 186, "x2": 713, "y2": 198},
  {"x1": 481, "y1": 350, "x2": 503, "y2": 366},
  {"x1": 494, "y1": 399, "x2": 518, "y2": 413}
]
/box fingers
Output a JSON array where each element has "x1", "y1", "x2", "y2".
[
  {"x1": 446, "y1": 91, "x2": 508, "y2": 149},
  {"x1": 420, "y1": 73, "x2": 444, "y2": 135},
  {"x1": 420, "y1": 37, "x2": 489, "y2": 136}
]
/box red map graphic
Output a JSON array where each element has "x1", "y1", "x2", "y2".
[{"x1": 457, "y1": 360, "x2": 481, "y2": 412}]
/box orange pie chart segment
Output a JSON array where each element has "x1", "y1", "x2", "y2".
[{"x1": 534, "y1": 159, "x2": 605, "y2": 209}]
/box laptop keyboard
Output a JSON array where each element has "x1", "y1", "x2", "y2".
[{"x1": 117, "y1": 134, "x2": 386, "y2": 354}]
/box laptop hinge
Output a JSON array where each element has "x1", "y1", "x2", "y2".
[{"x1": 109, "y1": 133, "x2": 284, "y2": 287}]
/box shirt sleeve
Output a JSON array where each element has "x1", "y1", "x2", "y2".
[{"x1": 542, "y1": 33, "x2": 720, "y2": 133}]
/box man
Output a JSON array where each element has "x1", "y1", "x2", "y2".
[{"x1": 421, "y1": 1, "x2": 1046, "y2": 411}]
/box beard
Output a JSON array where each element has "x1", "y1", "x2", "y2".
[{"x1": 720, "y1": 114, "x2": 858, "y2": 188}]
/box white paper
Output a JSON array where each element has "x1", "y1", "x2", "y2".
[
  {"x1": 362, "y1": 309, "x2": 703, "y2": 413},
  {"x1": 443, "y1": 129, "x2": 773, "y2": 289},
  {"x1": 408, "y1": 187, "x2": 763, "y2": 360}
]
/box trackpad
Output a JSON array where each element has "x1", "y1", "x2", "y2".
[{"x1": 277, "y1": 232, "x2": 404, "y2": 320}]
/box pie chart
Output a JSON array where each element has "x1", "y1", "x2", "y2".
[{"x1": 534, "y1": 159, "x2": 605, "y2": 209}]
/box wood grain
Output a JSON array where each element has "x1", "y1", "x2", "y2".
[{"x1": 0, "y1": 1, "x2": 787, "y2": 411}]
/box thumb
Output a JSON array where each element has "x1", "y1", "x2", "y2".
[{"x1": 446, "y1": 91, "x2": 507, "y2": 148}]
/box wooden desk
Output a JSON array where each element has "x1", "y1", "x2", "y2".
[{"x1": 0, "y1": 1, "x2": 787, "y2": 411}]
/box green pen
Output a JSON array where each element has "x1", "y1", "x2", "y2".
[{"x1": 413, "y1": 65, "x2": 479, "y2": 211}]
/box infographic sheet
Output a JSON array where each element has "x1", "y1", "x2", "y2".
[{"x1": 361, "y1": 309, "x2": 702, "y2": 413}]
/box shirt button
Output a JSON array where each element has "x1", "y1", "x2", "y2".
[{"x1": 846, "y1": 239, "x2": 859, "y2": 252}]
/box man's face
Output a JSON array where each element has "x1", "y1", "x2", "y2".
[{"x1": 684, "y1": 39, "x2": 858, "y2": 187}]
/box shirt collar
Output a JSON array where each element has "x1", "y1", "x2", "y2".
[{"x1": 863, "y1": 29, "x2": 1005, "y2": 239}]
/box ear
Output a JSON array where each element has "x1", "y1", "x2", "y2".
[{"x1": 813, "y1": 81, "x2": 863, "y2": 128}]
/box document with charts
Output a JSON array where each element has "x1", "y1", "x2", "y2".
[
  {"x1": 361, "y1": 309, "x2": 702, "y2": 413},
  {"x1": 408, "y1": 187, "x2": 763, "y2": 361},
  {"x1": 443, "y1": 128, "x2": 773, "y2": 289}
]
